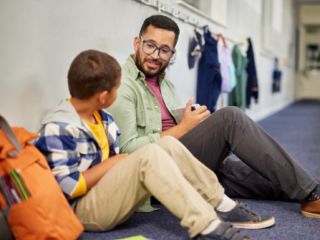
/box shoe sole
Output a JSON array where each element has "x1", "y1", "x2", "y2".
[
  {"x1": 301, "y1": 210, "x2": 320, "y2": 219},
  {"x1": 231, "y1": 217, "x2": 275, "y2": 229}
]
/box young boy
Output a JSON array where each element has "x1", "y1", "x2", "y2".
[{"x1": 34, "y1": 50, "x2": 272, "y2": 240}]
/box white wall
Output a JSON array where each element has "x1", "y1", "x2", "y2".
[{"x1": 0, "y1": 0, "x2": 296, "y2": 132}]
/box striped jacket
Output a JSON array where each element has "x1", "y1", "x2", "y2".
[{"x1": 34, "y1": 100, "x2": 121, "y2": 207}]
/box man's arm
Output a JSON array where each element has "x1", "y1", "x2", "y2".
[{"x1": 108, "y1": 84, "x2": 210, "y2": 154}]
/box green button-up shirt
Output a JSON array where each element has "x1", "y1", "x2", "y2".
[{"x1": 107, "y1": 55, "x2": 182, "y2": 154}]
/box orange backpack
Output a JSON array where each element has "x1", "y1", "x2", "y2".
[{"x1": 0, "y1": 115, "x2": 84, "y2": 240}]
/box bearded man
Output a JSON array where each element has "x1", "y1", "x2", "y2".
[{"x1": 107, "y1": 15, "x2": 320, "y2": 221}]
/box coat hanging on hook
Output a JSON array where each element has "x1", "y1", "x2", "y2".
[
  {"x1": 272, "y1": 58, "x2": 282, "y2": 93},
  {"x1": 197, "y1": 27, "x2": 222, "y2": 112},
  {"x1": 246, "y1": 38, "x2": 259, "y2": 108},
  {"x1": 218, "y1": 34, "x2": 237, "y2": 93},
  {"x1": 188, "y1": 29, "x2": 204, "y2": 69}
]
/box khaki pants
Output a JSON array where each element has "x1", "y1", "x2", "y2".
[{"x1": 75, "y1": 136, "x2": 224, "y2": 238}]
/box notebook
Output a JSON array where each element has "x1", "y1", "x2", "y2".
[{"x1": 115, "y1": 236, "x2": 153, "y2": 240}]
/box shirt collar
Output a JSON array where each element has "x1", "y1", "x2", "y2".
[{"x1": 126, "y1": 54, "x2": 166, "y2": 84}]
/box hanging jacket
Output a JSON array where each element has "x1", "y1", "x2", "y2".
[
  {"x1": 228, "y1": 45, "x2": 248, "y2": 112},
  {"x1": 197, "y1": 27, "x2": 222, "y2": 112},
  {"x1": 188, "y1": 31, "x2": 204, "y2": 69},
  {"x1": 218, "y1": 44, "x2": 237, "y2": 93},
  {"x1": 246, "y1": 38, "x2": 259, "y2": 108},
  {"x1": 272, "y1": 58, "x2": 282, "y2": 93}
]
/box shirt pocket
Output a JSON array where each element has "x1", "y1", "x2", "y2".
[
  {"x1": 135, "y1": 92, "x2": 148, "y2": 128},
  {"x1": 136, "y1": 104, "x2": 146, "y2": 128}
]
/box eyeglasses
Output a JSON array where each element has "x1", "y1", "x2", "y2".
[{"x1": 140, "y1": 36, "x2": 175, "y2": 61}]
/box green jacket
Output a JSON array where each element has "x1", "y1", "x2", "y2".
[
  {"x1": 107, "y1": 55, "x2": 182, "y2": 154},
  {"x1": 228, "y1": 45, "x2": 248, "y2": 112}
]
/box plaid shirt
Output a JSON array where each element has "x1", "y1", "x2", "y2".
[{"x1": 34, "y1": 102, "x2": 121, "y2": 207}]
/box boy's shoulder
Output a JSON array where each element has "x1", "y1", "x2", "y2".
[
  {"x1": 99, "y1": 109, "x2": 121, "y2": 136},
  {"x1": 37, "y1": 100, "x2": 91, "y2": 142},
  {"x1": 41, "y1": 100, "x2": 83, "y2": 129},
  {"x1": 99, "y1": 109, "x2": 116, "y2": 124}
]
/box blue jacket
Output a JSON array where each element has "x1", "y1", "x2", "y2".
[
  {"x1": 196, "y1": 27, "x2": 222, "y2": 112},
  {"x1": 246, "y1": 38, "x2": 259, "y2": 108}
]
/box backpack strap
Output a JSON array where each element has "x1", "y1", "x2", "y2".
[{"x1": 0, "y1": 115, "x2": 22, "y2": 152}]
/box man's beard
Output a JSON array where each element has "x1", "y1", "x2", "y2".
[{"x1": 136, "y1": 50, "x2": 169, "y2": 78}]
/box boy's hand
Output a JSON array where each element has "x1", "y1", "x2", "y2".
[{"x1": 179, "y1": 97, "x2": 210, "y2": 132}]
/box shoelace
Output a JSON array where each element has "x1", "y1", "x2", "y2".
[{"x1": 238, "y1": 202, "x2": 258, "y2": 216}]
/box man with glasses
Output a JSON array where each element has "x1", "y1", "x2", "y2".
[{"x1": 108, "y1": 15, "x2": 320, "y2": 226}]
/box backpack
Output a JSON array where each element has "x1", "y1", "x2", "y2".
[{"x1": 0, "y1": 115, "x2": 84, "y2": 240}]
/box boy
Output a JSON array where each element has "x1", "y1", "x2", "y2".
[{"x1": 34, "y1": 50, "x2": 273, "y2": 240}]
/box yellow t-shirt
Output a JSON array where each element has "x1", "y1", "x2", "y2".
[
  {"x1": 83, "y1": 111, "x2": 110, "y2": 161},
  {"x1": 67, "y1": 99, "x2": 109, "y2": 199}
]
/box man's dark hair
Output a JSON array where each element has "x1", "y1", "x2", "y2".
[
  {"x1": 68, "y1": 50, "x2": 121, "y2": 99},
  {"x1": 139, "y1": 15, "x2": 180, "y2": 47}
]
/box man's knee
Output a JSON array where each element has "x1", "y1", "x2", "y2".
[
  {"x1": 216, "y1": 106, "x2": 244, "y2": 118},
  {"x1": 221, "y1": 106, "x2": 243, "y2": 114}
]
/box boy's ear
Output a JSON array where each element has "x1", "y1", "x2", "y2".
[{"x1": 98, "y1": 91, "x2": 108, "y2": 105}]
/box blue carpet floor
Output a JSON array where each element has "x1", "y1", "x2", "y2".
[{"x1": 79, "y1": 100, "x2": 320, "y2": 240}]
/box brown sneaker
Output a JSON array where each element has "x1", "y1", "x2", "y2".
[{"x1": 301, "y1": 199, "x2": 320, "y2": 218}]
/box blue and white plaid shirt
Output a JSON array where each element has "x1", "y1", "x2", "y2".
[{"x1": 34, "y1": 100, "x2": 121, "y2": 207}]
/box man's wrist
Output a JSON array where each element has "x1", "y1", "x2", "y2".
[
  {"x1": 176, "y1": 123, "x2": 189, "y2": 137},
  {"x1": 160, "y1": 123, "x2": 189, "y2": 139}
]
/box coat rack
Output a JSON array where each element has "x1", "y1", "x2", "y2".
[
  {"x1": 135, "y1": 0, "x2": 201, "y2": 27},
  {"x1": 133, "y1": 0, "x2": 248, "y2": 46}
]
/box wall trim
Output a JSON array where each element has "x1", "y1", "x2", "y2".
[{"x1": 248, "y1": 100, "x2": 294, "y2": 122}]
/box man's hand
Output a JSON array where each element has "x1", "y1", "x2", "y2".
[
  {"x1": 160, "y1": 97, "x2": 210, "y2": 140},
  {"x1": 179, "y1": 97, "x2": 211, "y2": 132}
]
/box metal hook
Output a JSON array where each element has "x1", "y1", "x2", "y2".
[
  {"x1": 157, "y1": 1, "x2": 166, "y2": 12},
  {"x1": 184, "y1": 15, "x2": 189, "y2": 23},
  {"x1": 171, "y1": 7, "x2": 180, "y2": 18},
  {"x1": 157, "y1": 1, "x2": 162, "y2": 12},
  {"x1": 141, "y1": 0, "x2": 152, "y2": 5}
]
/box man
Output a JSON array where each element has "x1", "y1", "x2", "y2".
[{"x1": 107, "y1": 15, "x2": 320, "y2": 219}]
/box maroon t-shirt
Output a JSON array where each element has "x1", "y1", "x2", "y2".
[{"x1": 145, "y1": 76, "x2": 177, "y2": 131}]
